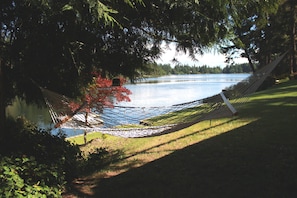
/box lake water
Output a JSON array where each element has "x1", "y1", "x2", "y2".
[
  {"x1": 122, "y1": 74, "x2": 249, "y2": 107},
  {"x1": 6, "y1": 73, "x2": 249, "y2": 136}
]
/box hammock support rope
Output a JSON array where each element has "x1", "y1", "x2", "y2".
[{"x1": 40, "y1": 52, "x2": 288, "y2": 138}]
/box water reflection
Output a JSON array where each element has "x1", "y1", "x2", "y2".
[
  {"x1": 6, "y1": 97, "x2": 53, "y2": 129},
  {"x1": 6, "y1": 97, "x2": 85, "y2": 136}
]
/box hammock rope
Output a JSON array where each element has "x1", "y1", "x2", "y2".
[{"x1": 40, "y1": 52, "x2": 287, "y2": 138}]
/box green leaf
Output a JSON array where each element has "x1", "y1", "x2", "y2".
[{"x1": 62, "y1": 4, "x2": 73, "y2": 11}]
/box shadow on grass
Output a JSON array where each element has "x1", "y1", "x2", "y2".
[
  {"x1": 122, "y1": 118, "x2": 238, "y2": 161},
  {"x1": 90, "y1": 117, "x2": 297, "y2": 197},
  {"x1": 68, "y1": 81, "x2": 297, "y2": 197},
  {"x1": 64, "y1": 118, "x2": 238, "y2": 197},
  {"x1": 91, "y1": 86, "x2": 297, "y2": 197}
]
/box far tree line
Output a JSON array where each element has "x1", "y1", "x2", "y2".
[{"x1": 142, "y1": 63, "x2": 253, "y2": 76}]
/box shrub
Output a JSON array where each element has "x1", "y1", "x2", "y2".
[
  {"x1": 0, "y1": 156, "x2": 62, "y2": 197},
  {"x1": 0, "y1": 118, "x2": 83, "y2": 197}
]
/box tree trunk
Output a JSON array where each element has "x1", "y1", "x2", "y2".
[
  {"x1": 84, "y1": 131, "x2": 87, "y2": 144},
  {"x1": 84, "y1": 112, "x2": 89, "y2": 144},
  {"x1": 290, "y1": 2, "x2": 297, "y2": 74},
  {"x1": 0, "y1": 59, "x2": 6, "y2": 131},
  {"x1": 244, "y1": 49, "x2": 256, "y2": 73},
  {"x1": 85, "y1": 112, "x2": 88, "y2": 126}
]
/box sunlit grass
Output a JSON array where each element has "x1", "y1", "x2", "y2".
[
  {"x1": 67, "y1": 132, "x2": 112, "y2": 145},
  {"x1": 144, "y1": 104, "x2": 215, "y2": 125},
  {"x1": 66, "y1": 79, "x2": 297, "y2": 197}
]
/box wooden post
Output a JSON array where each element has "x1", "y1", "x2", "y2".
[
  {"x1": 84, "y1": 131, "x2": 87, "y2": 144},
  {"x1": 220, "y1": 92, "x2": 237, "y2": 115}
]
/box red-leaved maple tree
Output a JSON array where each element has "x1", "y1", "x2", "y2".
[{"x1": 56, "y1": 75, "x2": 131, "y2": 127}]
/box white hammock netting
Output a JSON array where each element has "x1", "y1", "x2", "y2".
[{"x1": 41, "y1": 52, "x2": 287, "y2": 138}]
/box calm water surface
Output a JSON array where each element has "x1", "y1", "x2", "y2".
[
  {"x1": 6, "y1": 74, "x2": 249, "y2": 136},
  {"x1": 122, "y1": 74, "x2": 249, "y2": 107}
]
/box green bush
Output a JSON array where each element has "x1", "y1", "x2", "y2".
[
  {"x1": 83, "y1": 147, "x2": 109, "y2": 173},
  {"x1": 0, "y1": 118, "x2": 117, "y2": 196},
  {"x1": 0, "y1": 156, "x2": 62, "y2": 197},
  {"x1": 0, "y1": 118, "x2": 83, "y2": 197}
]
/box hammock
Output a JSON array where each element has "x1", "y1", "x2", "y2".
[{"x1": 40, "y1": 52, "x2": 287, "y2": 138}]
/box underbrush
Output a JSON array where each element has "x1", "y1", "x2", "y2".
[{"x1": 0, "y1": 118, "x2": 117, "y2": 197}]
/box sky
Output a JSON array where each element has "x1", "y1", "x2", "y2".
[{"x1": 155, "y1": 43, "x2": 248, "y2": 68}]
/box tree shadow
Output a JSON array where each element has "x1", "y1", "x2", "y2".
[
  {"x1": 65, "y1": 82, "x2": 297, "y2": 197},
  {"x1": 90, "y1": 116, "x2": 297, "y2": 197},
  {"x1": 63, "y1": 117, "x2": 238, "y2": 197},
  {"x1": 121, "y1": 117, "x2": 238, "y2": 161}
]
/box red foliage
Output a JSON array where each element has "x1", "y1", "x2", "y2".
[{"x1": 69, "y1": 75, "x2": 131, "y2": 113}]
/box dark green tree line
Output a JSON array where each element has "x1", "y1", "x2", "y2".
[
  {"x1": 141, "y1": 63, "x2": 252, "y2": 76},
  {"x1": 222, "y1": 63, "x2": 253, "y2": 73}
]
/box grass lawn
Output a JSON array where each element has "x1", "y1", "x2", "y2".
[{"x1": 65, "y1": 79, "x2": 297, "y2": 198}]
